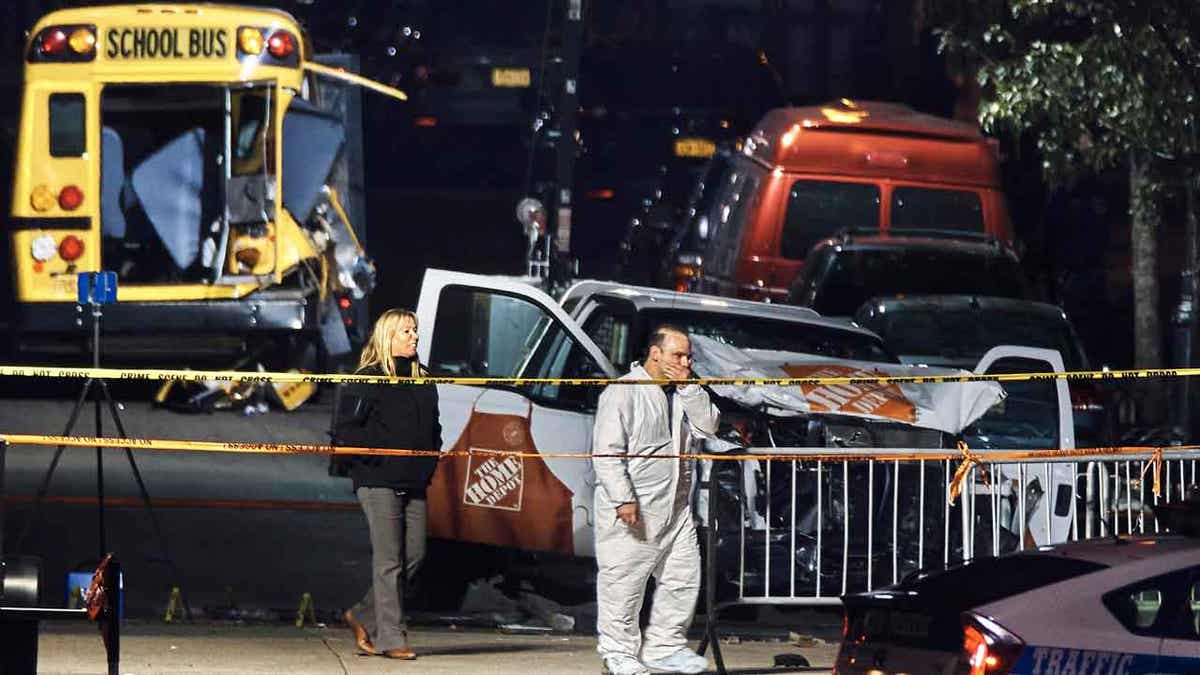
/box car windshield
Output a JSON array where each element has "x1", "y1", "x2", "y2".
[
  {"x1": 813, "y1": 247, "x2": 1027, "y2": 316},
  {"x1": 641, "y1": 309, "x2": 896, "y2": 364},
  {"x1": 861, "y1": 308, "x2": 1085, "y2": 370}
]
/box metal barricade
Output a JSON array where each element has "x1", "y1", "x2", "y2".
[{"x1": 698, "y1": 446, "x2": 1200, "y2": 672}]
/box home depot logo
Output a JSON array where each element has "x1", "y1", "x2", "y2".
[
  {"x1": 462, "y1": 452, "x2": 524, "y2": 511},
  {"x1": 782, "y1": 364, "x2": 917, "y2": 423}
]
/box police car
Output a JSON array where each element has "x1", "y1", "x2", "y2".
[{"x1": 834, "y1": 500, "x2": 1200, "y2": 675}]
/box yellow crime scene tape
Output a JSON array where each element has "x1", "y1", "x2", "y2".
[
  {"x1": 0, "y1": 363, "x2": 1195, "y2": 387},
  {"x1": 1, "y1": 362, "x2": 1194, "y2": 506},
  {"x1": 0, "y1": 434, "x2": 1191, "y2": 505}
]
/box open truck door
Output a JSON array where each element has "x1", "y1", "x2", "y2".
[
  {"x1": 965, "y1": 345, "x2": 1076, "y2": 547},
  {"x1": 416, "y1": 269, "x2": 618, "y2": 557}
]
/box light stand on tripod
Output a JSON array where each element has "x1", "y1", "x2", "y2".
[{"x1": 16, "y1": 271, "x2": 190, "y2": 618}]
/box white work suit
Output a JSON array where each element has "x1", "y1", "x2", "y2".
[{"x1": 592, "y1": 363, "x2": 720, "y2": 663}]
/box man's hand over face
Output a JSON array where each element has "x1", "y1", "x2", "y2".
[{"x1": 660, "y1": 361, "x2": 692, "y2": 382}]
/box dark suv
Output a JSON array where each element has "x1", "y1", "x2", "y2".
[
  {"x1": 785, "y1": 230, "x2": 1034, "y2": 316},
  {"x1": 855, "y1": 294, "x2": 1112, "y2": 446}
]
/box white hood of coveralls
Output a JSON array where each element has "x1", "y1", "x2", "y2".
[{"x1": 690, "y1": 334, "x2": 1004, "y2": 435}]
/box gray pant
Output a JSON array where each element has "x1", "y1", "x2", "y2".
[{"x1": 352, "y1": 487, "x2": 427, "y2": 651}]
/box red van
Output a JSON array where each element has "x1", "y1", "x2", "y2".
[{"x1": 692, "y1": 100, "x2": 1013, "y2": 302}]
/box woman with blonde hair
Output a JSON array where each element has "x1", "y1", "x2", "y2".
[{"x1": 336, "y1": 308, "x2": 441, "y2": 660}]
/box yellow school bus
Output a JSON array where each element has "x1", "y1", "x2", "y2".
[{"x1": 10, "y1": 4, "x2": 405, "y2": 366}]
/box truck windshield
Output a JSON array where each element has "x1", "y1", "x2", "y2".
[{"x1": 584, "y1": 302, "x2": 896, "y2": 374}]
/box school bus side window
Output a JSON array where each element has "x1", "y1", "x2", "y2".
[{"x1": 49, "y1": 93, "x2": 86, "y2": 157}]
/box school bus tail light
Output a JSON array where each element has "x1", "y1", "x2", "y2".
[
  {"x1": 68, "y1": 28, "x2": 96, "y2": 55},
  {"x1": 235, "y1": 246, "x2": 263, "y2": 271},
  {"x1": 335, "y1": 293, "x2": 356, "y2": 326},
  {"x1": 31, "y1": 234, "x2": 57, "y2": 262},
  {"x1": 40, "y1": 28, "x2": 69, "y2": 56},
  {"x1": 29, "y1": 25, "x2": 96, "y2": 62},
  {"x1": 267, "y1": 31, "x2": 296, "y2": 59},
  {"x1": 238, "y1": 27, "x2": 298, "y2": 65},
  {"x1": 58, "y1": 234, "x2": 84, "y2": 262},
  {"x1": 237, "y1": 27, "x2": 263, "y2": 55},
  {"x1": 58, "y1": 185, "x2": 84, "y2": 211},
  {"x1": 30, "y1": 185, "x2": 56, "y2": 212}
]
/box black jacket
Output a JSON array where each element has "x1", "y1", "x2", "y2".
[{"x1": 334, "y1": 358, "x2": 442, "y2": 494}]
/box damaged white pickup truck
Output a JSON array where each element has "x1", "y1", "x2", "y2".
[{"x1": 415, "y1": 269, "x2": 1076, "y2": 594}]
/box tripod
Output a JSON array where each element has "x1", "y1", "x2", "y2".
[{"x1": 16, "y1": 293, "x2": 190, "y2": 618}]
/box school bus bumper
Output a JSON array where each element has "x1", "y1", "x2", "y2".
[{"x1": 14, "y1": 290, "x2": 316, "y2": 336}]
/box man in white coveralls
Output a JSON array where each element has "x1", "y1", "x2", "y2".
[{"x1": 592, "y1": 325, "x2": 721, "y2": 675}]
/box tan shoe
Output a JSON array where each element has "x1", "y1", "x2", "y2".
[
  {"x1": 382, "y1": 647, "x2": 417, "y2": 660},
  {"x1": 342, "y1": 610, "x2": 377, "y2": 656}
]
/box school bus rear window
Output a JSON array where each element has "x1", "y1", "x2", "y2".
[{"x1": 50, "y1": 93, "x2": 86, "y2": 157}]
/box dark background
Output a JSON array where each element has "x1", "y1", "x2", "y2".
[{"x1": 0, "y1": 0, "x2": 1165, "y2": 371}]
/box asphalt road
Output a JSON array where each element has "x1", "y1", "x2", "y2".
[
  {"x1": 36, "y1": 622, "x2": 839, "y2": 674},
  {"x1": 0, "y1": 389, "x2": 383, "y2": 615}
]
